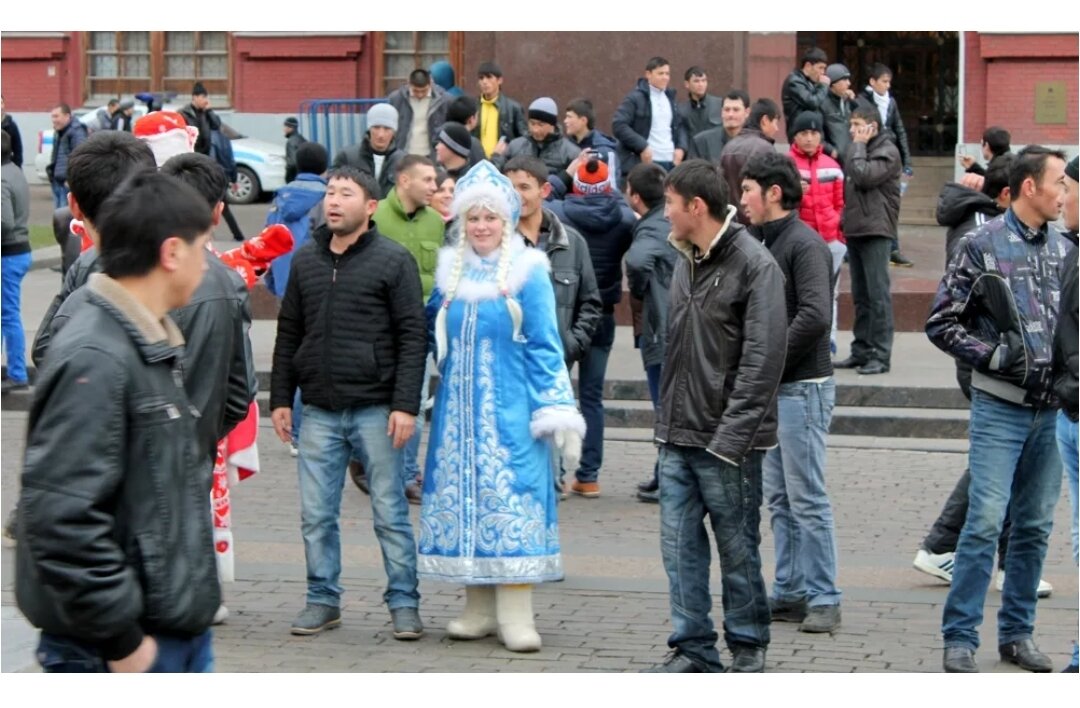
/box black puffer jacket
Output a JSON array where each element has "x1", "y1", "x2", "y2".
[
  {"x1": 842, "y1": 133, "x2": 901, "y2": 239},
  {"x1": 612, "y1": 79, "x2": 689, "y2": 178},
  {"x1": 936, "y1": 182, "x2": 1003, "y2": 267},
  {"x1": 656, "y1": 207, "x2": 787, "y2": 465},
  {"x1": 17, "y1": 274, "x2": 219, "y2": 661},
  {"x1": 760, "y1": 212, "x2": 834, "y2": 382},
  {"x1": 32, "y1": 250, "x2": 257, "y2": 463},
  {"x1": 1054, "y1": 243, "x2": 1078, "y2": 421},
  {"x1": 332, "y1": 137, "x2": 406, "y2": 199},
  {"x1": 270, "y1": 224, "x2": 427, "y2": 414}
]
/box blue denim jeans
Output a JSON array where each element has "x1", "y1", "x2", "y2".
[
  {"x1": 402, "y1": 354, "x2": 432, "y2": 483},
  {"x1": 942, "y1": 389, "x2": 1062, "y2": 651},
  {"x1": 297, "y1": 404, "x2": 419, "y2": 610},
  {"x1": 763, "y1": 379, "x2": 841, "y2": 607},
  {"x1": 291, "y1": 388, "x2": 303, "y2": 442},
  {"x1": 50, "y1": 180, "x2": 68, "y2": 209},
  {"x1": 576, "y1": 312, "x2": 615, "y2": 483},
  {"x1": 1, "y1": 252, "x2": 33, "y2": 383},
  {"x1": 36, "y1": 631, "x2": 213, "y2": 673},
  {"x1": 659, "y1": 444, "x2": 770, "y2": 671},
  {"x1": 1056, "y1": 410, "x2": 1079, "y2": 668}
]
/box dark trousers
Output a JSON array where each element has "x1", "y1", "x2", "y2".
[
  {"x1": 923, "y1": 468, "x2": 1012, "y2": 570},
  {"x1": 221, "y1": 202, "x2": 244, "y2": 241},
  {"x1": 51, "y1": 207, "x2": 80, "y2": 277},
  {"x1": 846, "y1": 236, "x2": 893, "y2": 365},
  {"x1": 575, "y1": 312, "x2": 616, "y2": 483}
]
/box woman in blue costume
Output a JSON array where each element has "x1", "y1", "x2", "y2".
[{"x1": 419, "y1": 161, "x2": 585, "y2": 652}]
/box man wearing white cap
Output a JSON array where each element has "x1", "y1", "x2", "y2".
[
  {"x1": 332, "y1": 103, "x2": 406, "y2": 199},
  {"x1": 493, "y1": 97, "x2": 580, "y2": 176}
]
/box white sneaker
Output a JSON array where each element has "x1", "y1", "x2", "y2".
[
  {"x1": 213, "y1": 605, "x2": 229, "y2": 625},
  {"x1": 913, "y1": 549, "x2": 955, "y2": 583},
  {"x1": 994, "y1": 570, "x2": 1052, "y2": 598},
  {"x1": 289, "y1": 444, "x2": 299, "y2": 458}
]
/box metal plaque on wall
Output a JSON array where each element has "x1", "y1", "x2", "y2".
[{"x1": 1035, "y1": 81, "x2": 1067, "y2": 124}]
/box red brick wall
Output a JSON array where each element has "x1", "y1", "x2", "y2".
[
  {"x1": 231, "y1": 34, "x2": 374, "y2": 112},
  {"x1": 964, "y1": 32, "x2": 1079, "y2": 145},
  {"x1": 746, "y1": 31, "x2": 796, "y2": 134},
  {"x1": 1, "y1": 34, "x2": 82, "y2": 111}
]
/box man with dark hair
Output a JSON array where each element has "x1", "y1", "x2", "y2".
[
  {"x1": 613, "y1": 56, "x2": 688, "y2": 183},
  {"x1": 927, "y1": 145, "x2": 1073, "y2": 673},
  {"x1": 679, "y1": 66, "x2": 723, "y2": 140},
  {"x1": 739, "y1": 151, "x2": 842, "y2": 634},
  {"x1": 387, "y1": 68, "x2": 449, "y2": 157},
  {"x1": 834, "y1": 106, "x2": 901, "y2": 376},
  {"x1": 562, "y1": 98, "x2": 620, "y2": 182},
  {"x1": 856, "y1": 63, "x2": 914, "y2": 267},
  {"x1": 178, "y1": 82, "x2": 221, "y2": 157},
  {"x1": 333, "y1": 103, "x2": 406, "y2": 199},
  {"x1": 475, "y1": 61, "x2": 528, "y2": 158},
  {"x1": 643, "y1": 159, "x2": 785, "y2": 674},
  {"x1": 820, "y1": 64, "x2": 858, "y2": 163},
  {"x1": 443, "y1": 95, "x2": 486, "y2": 165},
  {"x1": 781, "y1": 47, "x2": 830, "y2": 142},
  {"x1": 17, "y1": 170, "x2": 221, "y2": 672},
  {"x1": 623, "y1": 163, "x2": 676, "y2": 504},
  {"x1": 372, "y1": 154, "x2": 444, "y2": 502},
  {"x1": 1, "y1": 96, "x2": 24, "y2": 167},
  {"x1": 283, "y1": 116, "x2": 307, "y2": 183},
  {"x1": 270, "y1": 166, "x2": 427, "y2": 640},
  {"x1": 32, "y1": 132, "x2": 158, "y2": 364},
  {"x1": 504, "y1": 155, "x2": 601, "y2": 373},
  {"x1": 915, "y1": 151, "x2": 1052, "y2": 601},
  {"x1": 960, "y1": 126, "x2": 1011, "y2": 176},
  {"x1": 719, "y1": 98, "x2": 779, "y2": 225},
  {"x1": 2, "y1": 129, "x2": 31, "y2": 394},
  {"x1": 548, "y1": 156, "x2": 634, "y2": 498},
  {"x1": 494, "y1": 97, "x2": 580, "y2": 175},
  {"x1": 688, "y1": 89, "x2": 749, "y2": 162},
  {"x1": 46, "y1": 103, "x2": 88, "y2": 208}
]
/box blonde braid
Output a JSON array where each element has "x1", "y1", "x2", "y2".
[
  {"x1": 497, "y1": 224, "x2": 523, "y2": 340},
  {"x1": 435, "y1": 235, "x2": 469, "y2": 366}
]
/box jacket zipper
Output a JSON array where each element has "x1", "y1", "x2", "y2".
[{"x1": 326, "y1": 252, "x2": 340, "y2": 410}]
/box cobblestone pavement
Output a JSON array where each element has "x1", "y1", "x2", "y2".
[{"x1": 2, "y1": 411, "x2": 1076, "y2": 672}]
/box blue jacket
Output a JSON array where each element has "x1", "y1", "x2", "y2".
[
  {"x1": 48, "y1": 120, "x2": 88, "y2": 184},
  {"x1": 264, "y1": 174, "x2": 327, "y2": 297},
  {"x1": 926, "y1": 209, "x2": 1074, "y2": 408},
  {"x1": 548, "y1": 192, "x2": 635, "y2": 308}
]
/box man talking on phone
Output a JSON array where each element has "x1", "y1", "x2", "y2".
[{"x1": 833, "y1": 106, "x2": 901, "y2": 376}]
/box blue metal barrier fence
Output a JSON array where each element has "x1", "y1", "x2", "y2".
[{"x1": 298, "y1": 99, "x2": 389, "y2": 161}]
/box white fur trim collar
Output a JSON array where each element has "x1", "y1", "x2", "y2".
[
  {"x1": 435, "y1": 234, "x2": 550, "y2": 302},
  {"x1": 669, "y1": 204, "x2": 738, "y2": 262}
]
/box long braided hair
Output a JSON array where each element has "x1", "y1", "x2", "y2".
[{"x1": 434, "y1": 207, "x2": 523, "y2": 366}]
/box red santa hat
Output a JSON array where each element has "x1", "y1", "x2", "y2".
[{"x1": 134, "y1": 111, "x2": 199, "y2": 167}]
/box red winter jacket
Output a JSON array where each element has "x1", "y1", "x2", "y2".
[{"x1": 789, "y1": 145, "x2": 845, "y2": 243}]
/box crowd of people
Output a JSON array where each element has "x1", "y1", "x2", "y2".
[{"x1": 1, "y1": 45, "x2": 1077, "y2": 675}]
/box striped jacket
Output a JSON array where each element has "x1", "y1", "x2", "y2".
[{"x1": 789, "y1": 145, "x2": 845, "y2": 243}]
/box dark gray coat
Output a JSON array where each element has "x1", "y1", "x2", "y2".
[
  {"x1": 493, "y1": 130, "x2": 581, "y2": 176},
  {"x1": 781, "y1": 68, "x2": 830, "y2": 140},
  {"x1": 842, "y1": 133, "x2": 902, "y2": 239},
  {"x1": 820, "y1": 91, "x2": 857, "y2": 164},
  {"x1": 387, "y1": 84, "x2": 450, "y2": 155},
  {"x1": 537, "y1": 209, "x2": 602, "y2": 365},
  {"x1": 679, "y1": 94, "x2": 724, "y2": 139},
  {"x1": 624, "y1": 205, "x2": 677, "y2": 368}
]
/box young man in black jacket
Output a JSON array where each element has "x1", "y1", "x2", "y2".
[
  {"x1": 740, "y1": 152, "x2": 842, "y2": 634},
  {"x1": 612, "y1": 57, "x2": 688, "y2": 184},
  {"x1": 644, "y1": 160, "x2": 786, "y2": 674},
  {"x1": 834, "y1": 106, "x2": 901, "y2": 376},
  {"x1": 781, "y1": 47, "x2": 830, "y2": 142},
  {"x1": 270, "y1": 166, "x2": 427, "y2": 640},
  {"x1": 17, "y1": 171, "x2": 220, "y2": 672}
]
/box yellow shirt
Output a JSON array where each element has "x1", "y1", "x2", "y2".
[{"x1": 480, "y1": 96, "x2": 500, "y2": 157}]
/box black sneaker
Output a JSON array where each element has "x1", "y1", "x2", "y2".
[
  {"x1": 391, "y1": 606, "x2": 424, "y2": 640},
  {"x1": 800, "y1": 604, "x2": 841, "y2": 633},
  {"x1": 769, "y1": 597, "x2": 807, "y2": 623},
  {"x1": 290, "y1": 603, "x2": 341, "y2": 635},
  {"x1": 636, "y1": 489, "x2": 659, "y2": 504},
  {"x1": 727, "y1": 646, "x2": 766, "y2": 672},
  {"x1": 637, "y1": 477, "x2": 658, "y2": 493},
  {"x1": 640, "y1": 650, "x2": 709, "y2": 673}
]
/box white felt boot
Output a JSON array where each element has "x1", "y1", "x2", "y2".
[
  {"x1": 447, "y1": 585, "x2": 497, "y2": 639},
  {"x1": 495, "y1": 584, "x2": 541, "y2": 652}
]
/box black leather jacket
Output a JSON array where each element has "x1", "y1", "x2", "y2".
[
  {"x1": 655, "y1": 207, "x2": 787, "y2": 465},
  {"x1": 33, "y1": 249, "x2": 257, "y2": 463},
  {"x1": 17, "y1": 274, "x2": 220, "y2": 661},
  {"x1": 536, "y1": 209, "x2": 602, "y2": 365}
]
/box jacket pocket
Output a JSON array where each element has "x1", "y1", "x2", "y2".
[
  {"x1": 552, "y1": 270, "x2": 579, "y2": 308},
  {"x1": 135, "y1": 533, "x2": 168, "y2": 624},
  {"x1": 419, "y1": 242, "x2": 439, "y2": 274},
  {"x1": 355, "y1": 340, "x2": 380, "y2": 381}
]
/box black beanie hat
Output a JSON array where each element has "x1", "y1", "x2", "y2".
[
  {"x1": 791, "y1": 111, "x2": 824, "y2": 136},
  {"x1": 192, "y1": 81, "x2": 208, "y2": 96},
  {"x1": 295, "y1": 142, "x2": 328, "y2": 175},
  {"x1": 1066, "y1": 156, "x2": 1079, "y2": 183},
  {"x1": 439, "y1": 122, "x2": 473, "y2": 158}
]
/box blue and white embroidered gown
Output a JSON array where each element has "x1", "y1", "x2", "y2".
[{"x1": 418, "y1": 236, "x2": 584, "y2": 584}]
